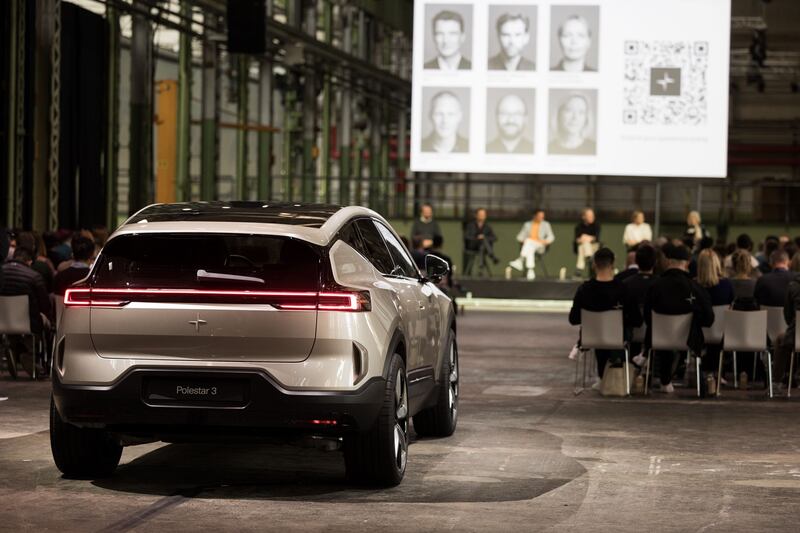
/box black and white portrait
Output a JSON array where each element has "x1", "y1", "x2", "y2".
[
  {"x1": 421, "y1": 87, "x2": 471, "y2": 154},
  {"x1": 548, "y1": 89, "x2": 597, "y2": 156},
  {"x1": 486, "y1": 88, "x2": 535, "y2": 154},
  {"x1": 549, "y1": 6, "x2": 600, "y2": 72},
  {"x1": 423, "y1": 5, "x2": 473, "y2": 71},
  {"x1": 488, "y1": 6, "x2": 537, "y2": 72}
]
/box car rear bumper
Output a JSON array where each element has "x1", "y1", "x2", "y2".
[{"x1": 52, "y1": 367, "x2": 386, "y2": 439}]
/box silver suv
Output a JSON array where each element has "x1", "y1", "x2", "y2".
[{"x1": 50, "y1": 202, "x2": 458, "y2": 486}]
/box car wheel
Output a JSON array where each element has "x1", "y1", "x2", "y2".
[
  {"x1": 413, "y1": 329, "x2": 458, "y2": 438},
  {"x1": 344, "y1": 353, "x2": 408, "y2": 486},
  {"x1": 50, "y1": 396, "x2": 122, "y2": 479}
]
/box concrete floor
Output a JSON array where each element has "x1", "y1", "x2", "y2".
[{"x1": 2, "y1": 311, "x2": 800, "y2": 532}]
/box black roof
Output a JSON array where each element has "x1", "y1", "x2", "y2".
[{"x1": 128, "y1": 202, "x2": 343, "y2": 228}]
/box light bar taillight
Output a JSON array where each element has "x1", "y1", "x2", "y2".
[{"x1": 63, "y1": 288, "x2": 370, "y2": 312}]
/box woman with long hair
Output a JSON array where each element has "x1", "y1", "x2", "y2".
[{"x1": 696, "y1": 249, "x2": 734, "y2": 389}]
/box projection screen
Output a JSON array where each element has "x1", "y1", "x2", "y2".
[{"x1": 410, "y1": 0, "x2": 732, "y2": 178}]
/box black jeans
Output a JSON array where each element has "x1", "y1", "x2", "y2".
[
  {"x1": 652, "y1": 350, "x2": 680, "y2": 386},
  {"x1": 596, "y1": 349, "x2": 625, "y2": 378}
]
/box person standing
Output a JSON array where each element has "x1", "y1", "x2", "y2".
[
  {"x1": 411, "y1": 204, "x2": 443, "y2": 250},
  {"x1": 574, "y1": 208, "x2": 600, "y2": 277},
  {"x1": 510, "y1": 209, "x2": 555, "y2": 281},
  {"x1": 463, "y1": 208, "x2": 498, "y2": 276},
  {"x1": 623, "y1": 210, "x2": 652, "y2": 251},
  {"x1": 683, "y1": 211, "x2": 711, "y2": 251},
  {"x1": 644, "y1": 243, "x2": 714, "y2": 393}
]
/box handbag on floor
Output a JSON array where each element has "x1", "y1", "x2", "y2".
[{"x1": 600, "y1": 361, "x2": 637, "y2": 397}]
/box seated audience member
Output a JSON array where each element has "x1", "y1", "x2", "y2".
[
  {"x1": 784, "y1": 242, "x2": 799, "y2": 263},
  {"x1": 569, "y1": 247, "x2": 642, "y2": 383},
  {"x1": 757, "y1": 236, "x2": 780, "y2": 274},
  {"x1": 410, "y1": 236, "x2": 428, "y2": 270},
  {"x1": 754, "y1": 250, "x2": 794, "y2": 308},
  {"x1": 0, "y1": 247, "x2": 53, "y2": 375},
  {"x1": 724, "y1": 234, "x2": 760, "y2": 277},
  {"x1": 53, "y1": 236, "x2": 95, "y2": 295},
  {"x1": 510, "y1": 209, "x2": 555, "y2": 281},
  {"x1": 791, "y1": 252, "x2": 800, "y2": 274},
  {"x1": 463, "y1": 208, "x2": 498, "y2": 275},
  {"x1": 695, "y1": 248, "x2": 734, "y2": 384},
  {"x1": 411, "y1": 204, "x2": 442, "y2": 250},
  {"x1": 644, "y1": 243, "x2": 714, "y2": 393},
  {"x1": 574, "y1": 207, "x2": 600, "y2": 277},
  {"x1": 730, "y1": 250, "x2": 758, "y2": 306},
  {"x1": 623, "y1": 210, "x2": 652, "y2": 251},
  {"x1": 774, "y1": 273, "x2": 800, "y2": 386},
  {"x1": 624, "y1": 244, "x2": 657, "y2": 308},
  {"x1": 48, "y1": 229, "x2": 73, "y2": 269},
  {"x1": 615, "y1": 250, "x2": 639, "y2": 282},
  {"x1": 689, "y1": 236, "x2": 714, "y2": 278},
  {"x1": 16, "y1": 231, "x2": 55, "y2": 293}
]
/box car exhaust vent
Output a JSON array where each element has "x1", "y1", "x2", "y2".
[
  {"x1": 55, "y1": 338, "x2": 66, "y2": 373},
  {"x1": 352, "y1": 342, "x2": 368, "y2": 385}
]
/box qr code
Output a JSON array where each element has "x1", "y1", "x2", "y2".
[{"x1": 623, "y1": 41, "x2": 709, "y2": 126}]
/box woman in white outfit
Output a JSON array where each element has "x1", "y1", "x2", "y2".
[
  {"x1": 622, "y1": 210, "x2": 652, "y2": 251},
  {"x1": 509, "y1": 209, "x2": 555, "y2": 280}
]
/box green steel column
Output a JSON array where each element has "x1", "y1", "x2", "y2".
[
  {"x1": 282, "y1": 85, "x2": 295, "y2": 200},
  {"x1": 354, "y1": 132, "x2": 363, "y2": 205},
  {"x1": 395, "y1": 107, "x2": 407, "y2": 218},
  {"x1": 256, "y1": 0, "x2": 274, "y2": 201},
  {"x1": 368, "y1": 103, "x2": 381, "y2": 209},
  {"x1": 175, "y1": 0, "x2": 191, "y2": 202},
  {"x1": 320, "y1": 0, "x2": 332, "y2": 203},
  {"x1": 105, "y1": 5, "x2": 120, "y2": 228},
  {"x1": 235, "y1": 56, "x2": 249, "y2": 200},
  {"x1": 34, "y1": 0, "x2": 56, "y2": 231},
  {"x1": 128, "y1": 2, "x2": 154, "y2": 214},
  {"x1": 6, "y1": 0, "x2": 23, "y2": 227},
  {"x1": 301, "y1": 1, "x2": 317, "y2": 203},
  {"x1": 338, "y1": 7, "x2": 354, "y2": 206},
  {"x1": 200, "y1": 15, "x2": 219, "y2": 201}
]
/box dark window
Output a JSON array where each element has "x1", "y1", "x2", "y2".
[
  {"x1": 339, "y1": 222, "x2": 368, "y2": 258},
  {"x1": 354, "y1": 220, "x2": 395, "y2": 275},
  {"x1": 94, "y1": 233, "x2": 320, "y2": 291},
  {"x1": 375, "y1": 222, "x2": 419, "y2": 278}
]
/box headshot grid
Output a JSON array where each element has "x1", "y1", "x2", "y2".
[
  {"x1": 423, "y1": 4, "x2": 474, "y2": 71},
  {"x1": 487, "y1": 5, "x2": 538, "y2": 72},
  {"x1": 549, "y1": 5, "x2": 600, "y2": 72},
  {"x1": 485, "y1": 88, "x2": 536, "y2": 155},
  {"x1": 548, "y1": 88, "x2": 598, "y2": 156},
  {"x1": 420, "y1": 87, "x2": 472, "y2": 154}
]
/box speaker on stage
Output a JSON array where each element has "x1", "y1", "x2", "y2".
[{"x1": 227, "y1": 0, "x2": 268, "y2": 54}]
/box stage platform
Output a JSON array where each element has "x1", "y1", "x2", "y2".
[{"x1": 457, "y1": 278, "x2": 580, "y2": 301}]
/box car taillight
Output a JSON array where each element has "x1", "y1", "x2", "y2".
[{"x1": 63, "y1": 288, "x2": 370, "y2": 311}]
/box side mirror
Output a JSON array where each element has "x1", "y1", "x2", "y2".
[{"x1": 424, "y1": 254, "x2": 450, "y2": 283}]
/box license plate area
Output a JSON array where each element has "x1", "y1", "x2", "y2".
[{"x1": 142, "y1": 377, "x2": 250, "y2": 407}]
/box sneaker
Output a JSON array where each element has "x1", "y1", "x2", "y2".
[
  {"x1": 0, "y1": 396, "x2": 7, "y2": 402},
  {"x1": 568, "y1": 344, "x2": 580, "y2": 360},
  {"x1": 509, "y1": 259, "x2": 524, "y2": 272},
  {"x1": 591, "y1": 379, "x2": 602, "y2": 391},
  {"x1": 661, "y1": 383, "x2": 674, "y2": 394},
  {"x1": 632, "y1": 354, "x2": 647, "y2": 367},
  {"x1": 526, "y1": 269, "x2": 536, "y2": 281}
]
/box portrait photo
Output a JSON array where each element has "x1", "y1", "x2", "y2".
[
  {"x1": 423, "y1": 4, "x2": 473, "y2": 71},
  {"x1": 549, "y1": 5, "x2": 600, "y2": 72},
  {"x1": 486, "y1": 88, "x2": 535, "y2": 155},
  {"x1": 420, "y1": 87, "x2": 471, "y2": 154},
  {"x1": 548, "y1": 89, "x2": 598, "y2": 156},
  {"x1": 487, "y1": 5, "x2": 537, "y2": 72}
]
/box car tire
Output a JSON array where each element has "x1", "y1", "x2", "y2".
[
  {"x1": 413, "y1": 329, "x2": 458, "y2": 438},
  {"x1": 344, "y1": 353, "x2": 408, "y2": 487},
  {"x1": 50, "y1": 396, "x2": 122, "y2": 479}
]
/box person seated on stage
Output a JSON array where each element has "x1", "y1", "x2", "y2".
[
  {"x1": 753, "y1": 250, "x2": 793, "y2": 308},
  {"x1": 569, "y1": 247, "x2": 642, "y2": 385},
  {"x1": 463, "y1": 208, "x2": 498, "y2": 276},
  {"x1": 411, "y1": 203, "x2": 443, "y2": 250},
  {"x1": 574, "y1": 207, "x2": 600, "y2": 278},
  {"x1": 643, "y1": 242, "x2": 714, "y2": 394},
  {"x1": 54, "y1": 236, "x2": 95, "y2": 295},
  {"x1": 623, "y1": 210, "x2": 652, "y2": 251},
  {"x1": 509, "y1": 209, "x2": 555, "y2": 281}
]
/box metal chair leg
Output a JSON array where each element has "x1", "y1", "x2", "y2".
[
  {"x1": 733, "y1": 351, "x2": 738, "y2": 388},
  {"x1": 717, "y1": 349, "x2": 724, "y2": 397},
  {"x1": 624, "y1": 347, "x2": 631, "y2": 396},
  {"x1": 788, "y1": 351, "x2": 796, "y2": 398},
  {"x1": 766, "y1": 351, "x2": 774, "y2": 399},
  {"x1": 644, "y1": 349, "x2": 652, "y2": 395},
  {"x1": 31, "y1": 335, "x2": 37, "y2": 381},
  {"x1": 753, "y1": 353, "x2": 758, "y2": 384},
  {"x1": 574, "y1": 348, "x2": 583, "y2": 396},
  {"x1": 695, "y1": 353, "x2": 701, "y2": 397}
]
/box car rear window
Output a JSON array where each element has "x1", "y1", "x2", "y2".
[{"x1": 93, "y1": 233, "x2": 320, "y2": 291}]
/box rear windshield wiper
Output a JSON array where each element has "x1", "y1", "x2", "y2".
[{"x1": 196, "y1": 269, "x2": 265, "y2": 285}]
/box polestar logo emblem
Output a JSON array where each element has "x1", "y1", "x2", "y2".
[
  {"x1": 188, "y1": 313, "x2": 207, "y2": 333},
  {"x1": 656, "y1": 72, "x2": 675, "y2": 92},
  {"x1": 650, "y1": 67, "x2": 682, "y2": 96},
  {"x1": 686, "y1": 294, "x2": 696, "y2": 305}
]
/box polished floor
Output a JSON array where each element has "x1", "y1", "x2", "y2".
[{"x1": 2, "y1": 311, "x2": 800, "y2": 532}]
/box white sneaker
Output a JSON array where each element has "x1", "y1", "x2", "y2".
[
  {"x1": 509, "y1": 259, "x2": 524, "y2": 272},
  {"x1": 661, "y1": 383, "x2": 674, "y2": 394},
  {"x1": 526, "y1": 269, "x2": 536, "y2": 280},
  {"x1": 632, "y1": 354, "x2": 647, "y2": 367},
  {"x1": 568, "y1": 344, "x2": 579, "y2": 360},
  {"x1": 591, "y1": 379, "x2": 602, "y2": 391},
  {"x1": 0, "y1": 396, "x2": 7, "y2": 402}
]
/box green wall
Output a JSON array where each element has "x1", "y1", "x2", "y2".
[{"x1": 390, "y1": 219, "x2": 800, "y2": 278}]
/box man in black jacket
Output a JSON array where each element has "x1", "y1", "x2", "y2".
[
  {"x1": 644, "y1": 242, "x2": 714, "y2": 393},
  {"x1": 463, "y1": 208, "x2": 498, "y2": 276},
  {"x1": 569, "y1": 248, "x2": 642, "y2": 381},
  {"x1": 774, "y1": 273, "x2": 800, "y2": 386},
  {"x1": 755, "y1": 250, "x2": 794, "y2": 307}
]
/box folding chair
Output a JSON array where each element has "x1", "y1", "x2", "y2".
[
  {"x1": 702, "y1": 305, "x2": 728, "y2": 346},
  {"x1": 575, "y1": 309, "x2": 630, "y2": 396},
  {"x1": 645, "y1": 312, "x2": 695, "y2": 396},
  {"x1": 721, "y1": 309, "x2": 772, "y2": 398},
  {"x1": 0, "y1": 295, "x2": 42, "y2": 380},
  {"x1": 788, "y1": 311, "x2": 800, "y2": 398},
  {"x1": 765, "y1": 306, "x2": 788, "y2": 346}
]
